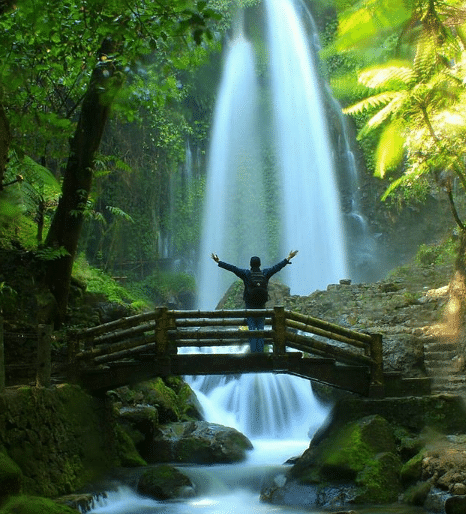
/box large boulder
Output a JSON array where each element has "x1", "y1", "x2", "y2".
[
  {"x1": 148, "y1": 421, "x2": 253, "y2": 464},
  {"x1": 262, "y1": 415, "x2": 402, "y2": 508},
  {"x1": 137, "y1": 464, "x2": 195, "y2": 500}
]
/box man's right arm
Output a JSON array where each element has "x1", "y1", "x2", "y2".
[{"x1": 217, "y1": 260, "x2": 248, "y2": 280}]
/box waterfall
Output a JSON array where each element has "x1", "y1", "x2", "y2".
[
  {"x1": 196, "y1": 27, "x2": 268, "y2": 310},
  {"x1": 197, "y1": 0, "x2": 349, "y2": 309},
  {"x1": 265, "y1": 0, "x2": 348, "y2": 295}
]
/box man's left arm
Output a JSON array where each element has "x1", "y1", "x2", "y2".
[{"x1": 264, "y1": 250, "x2": 298, "y2": 279}]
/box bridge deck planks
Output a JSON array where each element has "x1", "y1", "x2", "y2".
[{"x1": 76, "y1": 352, "x2": 373, "y2": 395}]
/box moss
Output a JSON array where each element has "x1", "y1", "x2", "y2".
[
  {"x1": 318, "y1": 416, "x2": 394, "y2": 480},
  {"x1": 320, "y1": 422, "x2": 374, "y2": 478},
  {"x1": 115, "y1": 425, "x2": 147, "y2": 467},
  {"x1": 354, "y1": 452, "x2": 402, "y2": 504},
  {"x1": 0, "y1": 452, "x2": 23, "y2": 504},
  {"x1": 400, "y1": 449, "x2": 425, "y2": 484},
  {"x1": 0, "y1": 496, "x2": 79, "y2": 514},
  {"x1": 403, "y1": 481, "x2": 432, "y2": 506},
  {"x1": 0, "y1": 385, "x2": 120, "y2": 497}
]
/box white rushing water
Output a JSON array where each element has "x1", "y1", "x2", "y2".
[
  {"x1": 196, "y1": 24, "x2": 267, "y2": 310},
  {"x1": 265, "y1": 0, "x2": 348, "y2": 295}
]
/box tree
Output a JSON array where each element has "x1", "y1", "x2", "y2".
[{"x1": 1, "y1": 0, "x2": 222, "y2": 323}]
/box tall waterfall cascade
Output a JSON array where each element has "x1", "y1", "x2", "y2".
[
  {"x1": 191, "y1": 0, "x2": 357, "y2": 441},
  {"x1": 197, "y1": 0, "x2": 351, "y2": 310},
  {"x1": 265, "y1": 0, "x2": 348, "y2": 295}
]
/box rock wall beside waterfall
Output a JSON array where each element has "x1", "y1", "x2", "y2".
[{"x1": 0, "y1": 384, "x2": 127, "y2": 499}]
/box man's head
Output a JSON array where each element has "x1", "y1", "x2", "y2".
[{"x1": 250, "y1": 256, "x2": 261, "y2": 269}]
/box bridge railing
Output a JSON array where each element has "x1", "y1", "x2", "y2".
[{"x1": 69, "y1": 306, "x2": 383, "y2": 392}]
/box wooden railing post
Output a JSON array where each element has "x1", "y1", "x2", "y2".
[
  {"x1": 273, "y1": 306, "x2": 287, "y2": 355},
  {"x1": 369, "y1": 333, "x2": 384, "y2": 397},
  {"x1": 67, "y1": 329, "x2": 81, "y2": 383},
  {"x1": 0, "y1": 316, "x2": 5, "y2": 392},
  {"x1": 36, "y1": 324, "x2": 52, "y2": 387},
  {"x1": 155, "y1": 307, "x2": 176, "y2": 356}
]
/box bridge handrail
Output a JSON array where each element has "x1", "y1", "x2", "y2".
[{"x1": 69, "y1": 306, "x2": 383, "y2": 393}]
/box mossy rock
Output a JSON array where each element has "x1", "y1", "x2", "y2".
[
  {"x1": 0, "y1": 452, "x2": 23, "y2": 504},
  {"x1": 294, "y1": 415, "x2": 396, "y2": 482},
  {"x1": 0, "y1": 496, "x2": 79, "y2": 514},
  {"x1": 114, "y1": 425, "x2": 147, "y2": 467},
  {"x1": 403, "y1": 481, "x2": 432, "y2": 506},
  {"x1": 400, "y1": 449, "x2": 425, "y2": 485},
  {"x1": 117, "y1": 378, "x2": 202, "y2": 424},
  {"x1": 137, "y1": 465, "x2": 195, "y2": 500},
  {"x1": 354, "y1": 451, "x2": 402, "y2": 504},
  {"x1": 291, "y1": 415, "x2": 402, "y2": 504},
  {"x1": 149, "y1": 421, "x2": 253, "y2": 464}
]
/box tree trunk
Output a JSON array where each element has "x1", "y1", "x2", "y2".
[
  {"x1": 446, "y1": 229, "x2": 466, "y2": 337},
  {"x1": 0, "y1": 103, "x2": 11, "y2": 189},
  {"x1": 45, "y1": 52, "x2": 124, "y2": 323}
]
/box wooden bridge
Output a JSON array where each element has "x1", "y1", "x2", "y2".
[{"x1": 68, "y1": 307, "x2": 431, "y2": 397}]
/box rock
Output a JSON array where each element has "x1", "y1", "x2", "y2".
[
  {"x1": 400, "y1": 450, "x2": 425, "y2": 485},
  {"x1": 288, "y1": 415, "x2": 401, "y2": 505},
  {"x1": 445, "y1": 495, "x2": 466, "y2": 514},
  {"x1": 56, "y1": 493, "x2": 107, "y2": 513},
  {"x1": 137, "y1": 464, "x2": 196, "y2": 500},
  {"x1": 148, "y1": 421, "x2": 253, "y2": 464}
]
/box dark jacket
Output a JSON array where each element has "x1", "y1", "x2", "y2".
[{"x1": 218, "y1": 259, "x2": 289, "y2": 308}]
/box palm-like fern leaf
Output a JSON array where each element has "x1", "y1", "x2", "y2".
[
  {"x1": 342, "y1": 91, "x2": 400, "y2": 115},
  {"x1": 358, "y1": 61, "x2": 414, "y2": 89},
  {"x1": 375, "y1": 120, "x2": 405, "y2": 178}
]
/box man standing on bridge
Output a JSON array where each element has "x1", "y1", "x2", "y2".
[{"x1": 211, "y1": 251, "x2": 298, "y2": 352}]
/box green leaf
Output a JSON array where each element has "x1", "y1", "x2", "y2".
[
  {"x1": 358, "y1": 61, "x2": 414, "y2": 89},
  {"x1": 381, "y1": 176, "x2": 405, "y2": 201},
  {"x1": 342, "y1": 91, "x2": 400, "y2": 115},
  {"x1": 374, "y1": 120, "x2": 405, "y2": 178}
]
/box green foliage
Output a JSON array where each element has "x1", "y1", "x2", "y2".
[
  {"x1": 0, "y1": 496, "x2": 79, "y2": 514},
  {"x1": 72, "y1": 253, "x2": 148, "y2": 309},
  {"x1": 0, "y1": 0, "x2": 227, "y2": 279},
  {"x1": 374, "y1": 119, "x2": 405, "y2": 178},
  {"x1": 415, "y1": 238, "x2": 457, "y2": 266},
  {"x1": 35, "y1": 246, "x2": 70, "y2": 261},
  {"x1": 131, "y1": 270, "x2": 196, "y2": 306},
  {"x1": 331, "y1": 0, "x2": 466, "y2": 212}
]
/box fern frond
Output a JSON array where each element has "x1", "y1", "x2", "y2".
[
  {"x1": 413, "y1": 30, "x2": 438, "y2": 80},
  {"x1": 374, "y1": 120, "x2": 406, "y2": 178},
  {"x1": 8, "y1": 154, "x2": 60, "y2": 192},
  {"x1": 362, "y1": 92, "x2": 408, "y2": 134},
  {"x1": 106, "y1": 205, "x2": 134, "y2": 223},
  {"x1": 380, "y1": 176, "x2": 406, "y2": 201},
  {"x1": 358, "y1": 61, "x2": 414, "y2": 89},
  {"x1": 342, "y1": 91, "x2": 400, "y2": 115}
]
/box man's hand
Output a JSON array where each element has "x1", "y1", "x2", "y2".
[
  {"x1": 286, "y1": 250, "x2": 298, "y2": 262},
  {"x1": 211, "y1": 253, "x2": 220, "y2": 263}
]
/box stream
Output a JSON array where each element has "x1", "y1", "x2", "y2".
[{"x1": 87, "y1": 372, "x2": 429, "y2": 514}]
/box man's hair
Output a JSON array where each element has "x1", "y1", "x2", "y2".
[{"x1": 250, "y1": 256, "x2": 261, "y2": 268}]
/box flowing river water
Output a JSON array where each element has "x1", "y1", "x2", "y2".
[{"x1": 88, "y1": 371, "x2": 428, "y2": 514}]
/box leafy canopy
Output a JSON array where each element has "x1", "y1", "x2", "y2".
[{"x1": 335, "y1": 0, "x2": 466, "y2": 209}]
